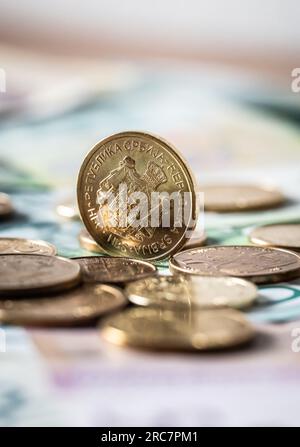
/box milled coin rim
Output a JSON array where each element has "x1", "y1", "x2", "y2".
[
  {"x1": 169, "y1": 245, "x2": 300, "y2": 284},
  {"x1": 125, "y1": 275, "x2": 258, "y2": 309},
  {"x1": 249, "y1": 223, "x2": 300, "y2": 251},
  {"x1": 0, "y1": 254, "x2": 81, "y2": 296},
  {"x1": 73, "y1": 255, "x2": 157, "y2": 283},
  {"x1": 77, "y1": 131, "x2": 198, "y2": 261},
  {"x1": 0, "y1": 237, "x2": 57, "y2": 256}
]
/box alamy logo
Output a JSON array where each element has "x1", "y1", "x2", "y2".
[
  {"x1": 0, "y1": 329, "x2": 6, "y2": 353},
  {"x1": 0, "y1": 68, "x2": 6, "y2": 93}
]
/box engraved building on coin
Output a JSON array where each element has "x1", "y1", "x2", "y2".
[{"x1": 77, "y1": 132, "x2": 198, "y2": 261}]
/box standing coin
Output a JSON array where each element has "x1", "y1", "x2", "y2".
[
  {"x1": 73, "y1": 256, "x2": 156, "y2": 284},
  {"x1": 0, "y1": 284, "x2": 127, "y2": 326},
  {"x1": 170, "y1": 246, "x2": 300, "y2": 284},
  {"x1": 0, "y1": 238, "x2": 56, "y2": 255},
  {"x1": 126, "y1": 275, "x2": 257, "y2": 309},
  {"x1": 77, "y1": 131, "x2": 198, "y2": 261},
  {"x1": 249, "y1": 224, "x2": 300, "y2": 252},
  {"x1": 0, "y1": 193, "x2": 14, "y2": 218},
  {"x1": 78, "y1": 228, "x2": 106, "y2": 254},
  {"x1": 100, "y1": 307, "x2": 255, "y2": 351},
  {"x1": 0, "y1": 254, "x2": 81, "y2": 296},
  {"x1": 200, "y1": 184, "x2": 285, "y2": 212}
]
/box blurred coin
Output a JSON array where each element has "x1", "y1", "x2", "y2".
[
  {"x1": 56, "y1": 201, "x2": 79, "y2": 220},
  {"x1": 200, "y1": 184, "x2": 285, "y2": 212},
  {"x1": 0, "y1": 192, "x2": 14, "y2": 218},
  {"x1": 78, "y1": 228, "x2": 106, "y2": 254},
  {"x1": 249, "y1": 224, "x2": 300, "y2": 252},
  {"x1": 77, "y1": 131, "x2": 198, "y2": 261},
  {"x1": 0, "y1": 254, "x2": 81, "y2": 296},
  {"x1": 0, "y1": 284, "x2": 127, "y2": 326},
  {"x1": 0, "y1": 237, "x2": 56, "y2": 255},
  {"x1": 182, "y1": 231, "x2": 207, "y2": 250},
  {"x1": 73, "y1": 256, "x2": 156, "y2": 284},
  {"x1": 100, "y1": 307, "x2": 255, "y2": 351},
  {"x1": 170, "y1": 245, "x2": 300, "y2": 284},
  {"x1": 126, "y1": 275, "x2": 257, "y2": 309}
]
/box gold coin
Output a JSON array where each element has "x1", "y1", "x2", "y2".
[
  {"x1": 78, "y1": 228, "x2": 106, "y2": 254},
  {"x1": 0, "y1": 238, "x2": 57, "y2": 255},
  {"x1": 200, "y1": 184, "x2": 285, "y2": 212},
  {"x1": 170, "y1": 245, "x2": 300, "y2": 284},
  {"x1": 56, "y1": 201, "x2": 79, "y2": 220},
  {"x1": 73, "y1": 256, "x2": 156, "y2": 284},
  {"x1": 0, "y1": 254, "x2": 81, "y2": 296},
  {"x1": 0, "y1": 193, "x2": 14, "y2": 218},
  {"x1": 249, "y1": 224, "x2": 300, "y2": 252},
  {"x1": 0, "y1": 284, "x2": 127, "y2": 326},
  {"x1": 126, "y1": 275, "x2": 257, "y2": 309},
  {"x1": 77, "y1": 131, "x2": 198, "y2": 261},
  {"x1": 100, "y1": 307, "x2": 255, "y2": 351},
  {"x1": 182, "y1": 231, "x2": 207, "y2": 250}
]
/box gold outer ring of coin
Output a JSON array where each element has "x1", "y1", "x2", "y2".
[
  {"x1": 0, "y1": 254, "x2": 81, "y2": 297},
  {"x1": 0, "y1": 192, "x2": 14, "y2": 217},
  {"x1": 200, "y1": 184, "x2": 285, "y2": 212},
  {"x1": 169, "y1": 245, "x2": 300, "y2": 284},
  {"x1": 73, "y1": 255, "x2": 157, "y2": 284},
  {"x1": 125, "y1": 275, "x2": 258, "y2": 310},
  {"x1": 77, "y1": 131, "x2": 198, "y2": 261},
  {"x1": 0, "y1": 284, "x2": 127, "y2": 327},
  {"x1": 0, "y1": 237, "x2": 57, "y2": 256},
  {"x1": 100, "y1": 307, "x2": 255, "y2": 351},
  {"x1": 249, "y1": 223, "x2": 300, "y2": 252},
  {"x1": 78, "y1": 228, "x2": 107, "y2": 254}
]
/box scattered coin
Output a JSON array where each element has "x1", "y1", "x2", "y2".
[
  {"x1": 78, "y1": 228, "x2": 106, "y2": 254},
  {"x1": 170, "y1": 246, "x2": 300, "y2": 284},
  {"x1": 73, "y1": 256, "x2": 156, "y2": 284},
  {"x1": 0, "y1": 193, "x2": 14, "y2": 218},
  {"x1": 0, "y1": 284, "x2": 127, "y2": 326},
  {"x1": 77, "y1": 131, "x2": 198, "y2": 261},
  {"x1": 0, "y1": 238, "x2": 57, "y2": 255},
  {"x1": 56, "y1": 200, "x2": 80, "y2": 220},
  {"x1": 100, "y1": 307, "x2": 255, "y2": 351},
  {"x1": 249, "y1": 224, "x2": 300, "y2": 252},
  {"x1": 126, "y1": 275, "x2": 257, "y2": 309},
  {"x1": 200, "y1": 184, "x2": 285, "y2": 212},
  {"x1": 0, "y1": 254, "x2": 81, "y2": 296}
]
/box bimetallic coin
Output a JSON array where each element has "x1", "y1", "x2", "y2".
[
  {"x1": 73, "y1": 256, "x2": 156, "y2": 284},
  {"x1": 0, "y1": 238, "x2": 56, "y2": 255},
  {"x1": 78, "y1": 228, "x2": 106, "y2": 254},
  {"x1": 77, "y1": 131, "x2": 198, "y2": 261},
  {"x1": 170, "y1": 246, "x2": 300, "y2": 284},
  {"x1": 200, "y1": 184, "x2": 285, "y2": 212},
  {"x1": 56, "y1": 201, "x2": 79, "y2": 220},
  {"x1": 100, "y1": 307, "x2": 255, "y2": 351},
  {"x1": 250, "y1": 224, "x2": 300, "y2": 252},
  {"x1": 0, "y1": 284, "x2": 127, "y2": 326},
  {"x1": 182, "y1": 231, "x2": 207, "y2": 250},
  {"x1": 126, "y1": 275, "x2": 257, "y2": 309},
  {"x1": 0, "y1": 193, "x2": 14, "y2": 218},
  {"x1": 0, "y1": 254, "x2": 81, "y2": 296}
]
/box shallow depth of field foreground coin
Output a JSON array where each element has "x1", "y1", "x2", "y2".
[
  {"x1": 73, "y1": 256, "x2": 156, "y2": 283},
  {"x1": 249, "y1": 224, "x2": 300, "y2": 251},
  {"x1": 100, "y1": 307, "x2": 255, "y2": 351},
  {"x1": 0, "y1": 193, "x2": 14, "y2": 217},
  {"x1": 126, "y1": 275, "x2": 258, "y2": 309},
  {"x1": 200, "y1": 184, "x2": 285, "y2": 212},
  {"x1": 0, "y1": 238, "x2": 57, "y2": 255},
  {"x1": 0, "y1": 284, "x2": 127, "y2": 326},
  {"x1": 77, "y1": 131, "x2": 198, "y2": 261},
  {"x1": 170, "y1": 246, "x2": 300, "y2": 284},
  {"x1": 78, "y1": 228, "x2": 106, "y2": 254},
  {"x1": 0, "y1": 254, "x2": 81, "y2": 296}
]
